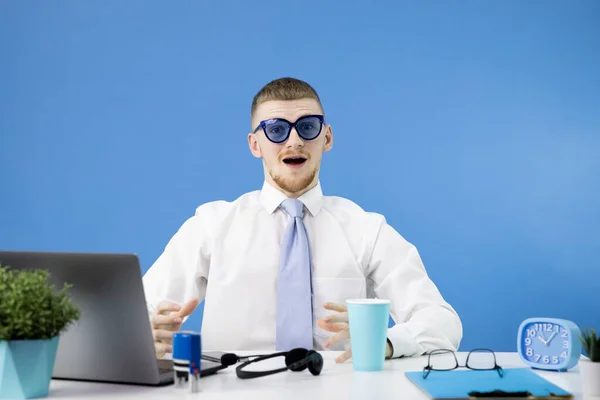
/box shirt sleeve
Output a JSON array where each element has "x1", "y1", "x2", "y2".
[
  {"x1": 365, "y1": 217, "x2": 463, "y2": 358},
  {"x1": 142, "y1": 213, "x2": 211, "y2": 323}
]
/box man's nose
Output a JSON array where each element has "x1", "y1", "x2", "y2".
[{"x1": 286, "y1": 128, "x2": 304, "y2": 148}]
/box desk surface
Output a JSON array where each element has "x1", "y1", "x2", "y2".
[{"x1": 47, "y1": 352, "x2": 596, "y2": 400}]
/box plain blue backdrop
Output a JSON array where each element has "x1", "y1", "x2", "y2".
[{"x1": 1, "y1": 1, "x2": 599, "y2": 353}]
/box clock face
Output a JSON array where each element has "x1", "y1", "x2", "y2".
[{"x1": 521, "y1": 321, "x2": 570, "y2": 366}]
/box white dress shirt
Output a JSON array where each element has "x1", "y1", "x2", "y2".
[{"x1": 142, "y1": 180, "x2": 462, "y2": 357}]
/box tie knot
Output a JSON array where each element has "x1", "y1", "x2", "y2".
[{"x1": 280, "y1": 198, "x2": 304, "y2": 218}]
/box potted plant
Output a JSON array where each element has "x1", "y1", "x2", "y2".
[
  {"x1": 0, "y1": 264, "x2": 80, "y2": 399},
  {"x1": 579, "y1": 328, "x2": 600, "y2": 397}
]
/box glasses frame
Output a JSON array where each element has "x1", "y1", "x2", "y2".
[
  {"x1": 253, "y1": 114, "x2": 325, "y2": 144},
  {"x1": 422, "y1": 348, "x2": 504, "y2": 379}
]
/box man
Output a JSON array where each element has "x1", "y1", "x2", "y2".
[{"x1": 142, "y1": 77, "x2": 462, "y2": 363}]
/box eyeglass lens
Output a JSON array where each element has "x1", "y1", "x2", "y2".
[
  {"x1": 465, "y1": 349, "x2": 497, "y2": 370},
  {"x1": 262, "y1": 116, "x2": 322, "y2": 143},
  {"x1": 428, "y1": 350, "x2": 458, "y2": 370}
]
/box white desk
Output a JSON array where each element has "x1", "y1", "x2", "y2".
[{"x1": 47, "y1": 352, "x2": 596, "y2": 400}]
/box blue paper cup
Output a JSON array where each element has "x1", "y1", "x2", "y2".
[{"x1": 346, "y1": 299, "x2": 391, "y2": 371}]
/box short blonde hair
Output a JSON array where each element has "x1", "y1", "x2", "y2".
[{"x1": 251, "y1": 77, "x2": 324, "y2": 120}]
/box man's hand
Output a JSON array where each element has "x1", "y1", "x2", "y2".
[
  {"x1": 316, "y1": 302, "x2": 393, "y2": 363},
  {"x1": 317, "y1": 302, "x2": 352, "y2": 363},
  {"x1": 151, "y1": 298, "x2": 199, "y2": 359}
]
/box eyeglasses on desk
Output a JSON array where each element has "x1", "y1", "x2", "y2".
[{"x1": 422, "y1": 348, "x2": 504, "y2": 379}]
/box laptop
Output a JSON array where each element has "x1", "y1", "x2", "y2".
[{"x1": 0, "y1": 250, "x2": 224, "y2": 386}]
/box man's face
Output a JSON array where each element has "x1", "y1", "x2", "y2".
[{"x1": 248, "y1": 98, "x2": 333, "y2": 197}]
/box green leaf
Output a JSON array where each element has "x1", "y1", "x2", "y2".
[
  {"x1": 580, "y1": 327, "x2": 600, "y2": 362},
  {"x1": 0, "y1": 264, "x2": 80, "y2": 341}
]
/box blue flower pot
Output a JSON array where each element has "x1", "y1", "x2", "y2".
[{"x1": 0, "y1": 336, "x2": 59, "y2": 399}]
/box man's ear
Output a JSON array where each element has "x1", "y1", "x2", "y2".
[
  {"x1": 323, "y1": 125, "x2": 333, "y2": 153},
  {"x1": 248, "y1": 133, "x2": 262, "y2": 158}
]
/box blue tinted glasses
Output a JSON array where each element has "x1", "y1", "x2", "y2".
[{"x1": 253, "y1": 115, "x2": 324, "y2": 143}]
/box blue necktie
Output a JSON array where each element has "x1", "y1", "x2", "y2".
[{"x1": 276, "y1": 198, "x2": 313, "y2": 351}]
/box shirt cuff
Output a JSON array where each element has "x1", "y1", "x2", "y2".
[{"x1": 386, "y1": 323, "x2": 419, "y2": 359}]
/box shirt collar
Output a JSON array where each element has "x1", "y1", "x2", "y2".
[{"x1": 259, "y1": 180, "x2": 324, "y2": 217}]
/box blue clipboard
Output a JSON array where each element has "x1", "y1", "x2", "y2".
[{"x1": 405, "y1": 368, "x2": 572, "y2": 399}]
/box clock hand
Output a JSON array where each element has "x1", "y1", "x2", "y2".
[
  {"x1": 537, "y1": 335, "x2": 547, "y2": 345},
  {"x1": 545, "y1": 332, "x2": 557, "y2": 345}
]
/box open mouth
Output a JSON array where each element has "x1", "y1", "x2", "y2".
[{"x1": 282, "y1": 156, "x2": 307, "y2": 166}]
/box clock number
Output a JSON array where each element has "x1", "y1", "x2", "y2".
[
  {"x1": 527, "y1": 329, "x2": 536, "y2": 337},
  {"x1": 561, "y1": 330, "x2": 568, "y2": 338},
  {"x1": 534, "y1": 354, "x2": 541, "y2": 362},
  {"x1": 563, "y1": 341, "x2": 569, "y2": 349},
  {"x1": 525, "y1": 338, "x2": 531, "y2": 346},
  {"x1": 526, "y1": 348, "x2": 533, "y2": 357},
  {"x1": 543, "y1": 355, "x2": 550, "y2": 364},
  {"x1": 535, "y1": 323, "x2": 554, "y2": 332},
  {"x1": 552, "y1": 356, "x2": 559, "y2": 364},
  {"x1": 560, "y1": 351, "x2": 568, "y2": 358}
]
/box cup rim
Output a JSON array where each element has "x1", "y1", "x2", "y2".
[{"x1": 346, "y1": 298, "x2": 391, "y2": 305}]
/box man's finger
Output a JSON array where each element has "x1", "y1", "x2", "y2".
[
  {"x1": 323, "y1": 312, "x2": 348, "y2": 323},
  {"x1": 155, "y1": 342, "x2": 173, "y2": 357},
  {"x1": 336, "y1": 348, "x2": 352, "y2": 363},
  {"x1": 323, "y1": 327, "x2": 350, "y2": 348},
  {"x1": 323, "y1": 302, "x2": 347, "y2": 313},
  {"x1": 153, "y1": 329, "x2": 175, "y2": 342},
  {"x1": 316, "y1": 318, "x2": 347, "y2": 333},
  {"x1": 152, "y1": 314, "x2": 182, "y2": 327},
  {"x1": 156, "y1": 301, "x2": 181, "y2": 314},
  {"x1": 175, "y1": 298, "x2": 200, "y2": 318}
]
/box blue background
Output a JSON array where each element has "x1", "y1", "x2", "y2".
[{"x1": 1, "y1": 1, "x2": 599, "y2": 353}]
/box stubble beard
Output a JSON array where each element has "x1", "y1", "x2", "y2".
[{"x1": 270, "y1": 165, "x2": 318, "y2": 195}]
